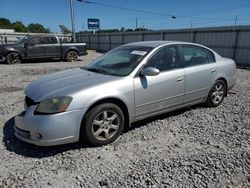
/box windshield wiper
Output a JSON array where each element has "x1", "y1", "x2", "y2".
[{"x1": 82, "y1": 67, "x2": 109, "y2": 75}]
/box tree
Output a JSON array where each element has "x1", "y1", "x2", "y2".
[
  {"x1": 0, "y1": 17, "x2": 51, "y2": 33},
  {"x1": 134, "y1": 28, "x2": 149, "y2": 32},
  {"x1": 13, "y1": 21, "x2": 27, "y2": 32},
  {"x1": 27, "y1": 23, "x2": 50, "y2": 33},
  {"x1": 125, "y1": 28, "x2": 134, "y2": 32},
  {"x1": 120, "y1": 27, "x2": 125, "y2": 32},
  {"x1": 0, "y1": 17, "x2": 12, "y2": 29}
]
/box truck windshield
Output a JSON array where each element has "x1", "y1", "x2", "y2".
[
  {"x1": 83, "y1": 46, "x2": 153, "y2": 76},
  {"x1": 16, "y1": 37, "x2": 28, "y2": 44}
]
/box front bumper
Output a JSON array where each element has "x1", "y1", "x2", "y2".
[
  {"x1": 0, "y1": 54, "x2": 6, "y2": 62},
  {"x1": 14, "y1": 106, "x2": 86, "y2": 146}
]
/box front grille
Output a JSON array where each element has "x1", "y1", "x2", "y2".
[
  {"x1": 25, "y1": 96, "x2": 38, "y2": 108},
  {"x1": 15, "y1": 126, "x2": 31, "y2": 139}
]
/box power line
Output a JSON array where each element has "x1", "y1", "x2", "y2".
[
  {"x1": 187, "y1": 2, "x2": 250, "y2": 16},
  {"x1": 77, "y1": 0, "x2": 250, "y2": 21},
  {"x1": 77, "y1": 0, "x2": 176, "y2": 19}
]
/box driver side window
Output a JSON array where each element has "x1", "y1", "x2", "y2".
[{"x1": 145, "y1": 45, "x2": 180, "y2": 72}]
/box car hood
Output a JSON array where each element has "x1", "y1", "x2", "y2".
[
  {"x1": 0, "y1": 43, "x2": 21, "y2": 48},
  {"x1": 25, "y1": 68, "x2": 120, "y2": 102}
]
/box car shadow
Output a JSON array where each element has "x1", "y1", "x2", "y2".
[
  {"x1": 2, "y1": 104, "x2": 205, "y2": 158},
  {"x1": 2, "y1": 117, "x2": 89, "y2": 158},
  {"x1": 125, "y1": 104, "x2": 204, "y2": 133},
  {"x1": 0, "y1": 58, "x2": 83, "y2": 65},
  {"x1": 21, "y1": 58, "x2": 82, "y2": 64}
]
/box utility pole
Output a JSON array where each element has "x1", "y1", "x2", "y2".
[
  {"x1": 70, "y1": 0, "x2": 76, "y2": 42},
  {"x1": 234, "y1": 16, "x2": 238, "y2": 27}
]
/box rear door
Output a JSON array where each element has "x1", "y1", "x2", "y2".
[
  {"x1": 43, "y1": 37, "x2": 61, "y2": 58},
  {"x1": 181, "y1": 44, "x2": 217, "y2": 103}
]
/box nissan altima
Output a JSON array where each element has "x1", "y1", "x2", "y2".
[{"x1": 14, "y1": 41, "x2": 237, "y2": 146}]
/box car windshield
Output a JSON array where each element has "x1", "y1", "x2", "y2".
[
  {"x1": 16, "y1": 37, "x2": 28, "y2": 44},
  {"x1": 83, "y1": 46, "x2": 153, "y2": 76}
]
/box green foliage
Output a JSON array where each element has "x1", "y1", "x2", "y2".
[
  {"x1": 120, "y1": 27, "x2": 125, "y2": 32},
  {"x1": 78, "y1": 27, "x2": 149, "y2": 34},
  {"x1": 0, "y1": 17, "x2": 51, "y2": 33},
  {"x1": 27, "y1": 23, "x2": 50, "y2": 33},
  {"x1": 134, "y1": 28, "x2": 149, "y2": 31},
  {"x1": 125, "y1": 28, "x2": 134, "y2": 32},
  {"x1": 97, "y1": 29, "x2": 120, "y2": 33},
  {"x1": 13, "y1": 21, "x2": 27, "y2": 32},
  {"x1": 0, "y1": 17, "x2": 12, "y2": 29}
]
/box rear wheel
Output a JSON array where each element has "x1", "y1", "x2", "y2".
[
  {"x1": 83, "y1": 103, "x2": 124, "y2": 146},
  {"x1": 6, "y1": 52, "x2": 22, "y2": 64},
  {"x1": 66, "y1": 50, "x2": 78, "y2": 62},
  {"x1": 206, "y1": 80, "x2": 226, "y2": 107}
]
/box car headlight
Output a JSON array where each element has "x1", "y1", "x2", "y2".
[{"x1": 34, "y1": 96, "x2": 73, "y2": 115}]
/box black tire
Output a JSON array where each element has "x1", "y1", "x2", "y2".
[
  {"x1": 66, "y1": 50, "x2": 78, "y2": 62},
  {"x1": 6, "y1": 52, "x2": 22, "y2": 64},
  {"x1": 83, "y1": 103, "x2": 124, "y2": 146},
  {"x1": 206, "y1": 80, "x2": 226, "y2": 107}
]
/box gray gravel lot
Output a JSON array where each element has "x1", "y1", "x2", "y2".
[{"x1": 0, "y1": 51, "x2": 249, "y2": 187}]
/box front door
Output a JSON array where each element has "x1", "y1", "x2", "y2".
[
  {"x1": 25, "y1": 37, "x2": 46, "y2": 58},
  {"x1": 134, "y1": 45, "x2": 184, "y2": 119}
]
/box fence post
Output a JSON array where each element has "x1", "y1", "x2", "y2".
[
  {"x1": 121, "y1": 32, "x2": 125, "y2": 44},
  {"x1": 233, "y1": 29, "x2": 239, "y2": 61},
  {"x1": 192, "y1": 31, "x2": 196, "y2": 43},
  {"x1": 88, "y1": 35, "x2": 91, "y2": 49},
  {"x1": 97, "y1": 33, "x2": 100, "y2": 51},
  {"x1": 142, "y1": 32, "x2": 145, "y2": 41},
  {"x1": 108, "y1": 33, "x2": 111, "y2": 50},
  {"x1": 162, "y1": 31, "x2": 165, "y2": 40}
]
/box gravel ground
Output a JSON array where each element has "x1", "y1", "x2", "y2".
[{"x1": 0, "y1": 51, "x2": 249, "y2": 187}]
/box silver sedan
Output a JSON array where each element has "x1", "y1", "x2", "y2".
[{"x1": 14, "y1": 41, "x2": 237, "y2": 146}]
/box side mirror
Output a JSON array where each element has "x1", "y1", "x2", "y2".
[
  {"x1": 24, "y1": 42, "x2": 29, "y2": 48},
  {"x1": 140, "y1": 67, "x2": 160, "y2": 76}
]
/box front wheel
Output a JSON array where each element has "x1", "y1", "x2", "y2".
[
  {"x1": 206, "y1": 80, "x2": 226, "y2": 107},
  {"x1": 66, "y1": 51, "x2": 78, "y2": 62},
  {"x1": 83, "y1": 103, "x2": 124, "y2": 146},
  {"x1": 6, "y1": 52, "x2": 22, "y2": 64}
]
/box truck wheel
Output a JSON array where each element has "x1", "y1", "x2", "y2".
[
  {"x1": 83, "y1": 103, "x2": 124, "y2": 146},
  {"x1": 7, "y1": 52, "x2": 22, "y2": 64},
  {"x1": 66, "y1": 51, "x2": 78, "y2": 62}
]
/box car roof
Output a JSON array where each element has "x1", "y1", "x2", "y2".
[
  {"x1": 123, "y1": 40, "x2": 202, "y2": 48},
  {"x1": 123, "y1": 41, "x2": 181, "y2": 48},
  {"x1": 27, "y1": 35, "x2": 57, "y2": 38}
]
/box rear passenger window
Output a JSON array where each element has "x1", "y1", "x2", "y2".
[
  {"x1": 182, "y1": 45, "x2": 215, "y2": 67},
  {"x1": 39, "y1": 37, "x2": 57, "y2": 44},
  {"x1": 47, "y1": 37, "x2": 57, "y2": 44}
]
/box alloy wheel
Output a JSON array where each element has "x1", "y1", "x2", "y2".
[
  {"x1": 91, "y1": 110, "x2": 120, "y2": 141},
  {"x1": 67, "y1": 51, "x2": 78, "y2": 62},
  {"x1": 211, "y1": 82, "x2": 225, "y2": 105}
]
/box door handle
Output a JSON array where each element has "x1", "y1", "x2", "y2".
[
  {"x1": 176, "y1": 77, "x2": 184, "y2": 82},
  {"x1": 211, "y1": 69, "x2": 216, "y2": 73}
]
